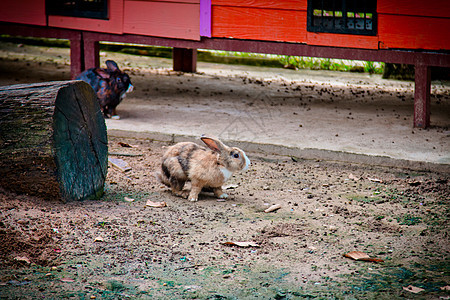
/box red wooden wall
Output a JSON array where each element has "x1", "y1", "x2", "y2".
[
  {"x1": 47, "y1": 0, "x2": 201, "y2": 40},
  {"x1": 48, "y1": 0, "x2": 124, "y2": 34},
  {"x1": 377, "y1": 0, "x2": 450, "y2": 51},
  {"x1": 8, "y1": 0, "x2": 201, "y2": 40},
  {"x1": 211, "y1": 1, "x2": 307, "y2": 43},
  {"x1": 0, "y1": 0, "x2": 46, "y2": 26},
  {"x1": 1, "y1": 0, "x2": 449, "y2": 51},
  {"x1": 211, "y1": 0, "x2": 450, "y2": 51},
  {"x1": 123, "y1": 0, "x2": 200, "y2": 40}
]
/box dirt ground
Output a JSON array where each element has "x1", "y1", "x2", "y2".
[
  {"x1": 1, "y1": 136, "x2": 449, "y2": 299},
  {"x1": 0, "y1": 42, "x2": 449, "y2": 299}
]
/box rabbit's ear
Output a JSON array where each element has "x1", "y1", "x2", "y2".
[
  {"x1": 96, "y1": 69, "x2": 110, "y2": 79},
  {"x1": 201, "y1": 136, "x2": 225, "y2": 153},
  {"x1": 105, "y1": 60, "x2": 119, "y2": 72}
]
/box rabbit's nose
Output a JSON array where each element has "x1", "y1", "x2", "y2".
[
  {"x1": 243, "y1": 153, "x2": 251, "y2": 172},
  {"x1": 126, "y1": 84, "x2": 134, "y2": 93}
]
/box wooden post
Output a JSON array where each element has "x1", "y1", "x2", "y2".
[
  {"x1": 414, "y1": 64, "x2": 431, "y2": 128},
  {"x1": 0, "y1": 81, "x2": 108, "y2": 201},
  {"x1": 69, "y1": 33, "x2": 84, "y2": 79},
  {"x1": 83, "y1": 36, "x2": 100, "y2": 70},
  {"x1": 173, "y1": 48, "x2": 197, "y2": 72}
]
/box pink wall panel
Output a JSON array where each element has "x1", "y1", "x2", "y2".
[
  {"x1": 48, "y1": 0, "x2": 124, "y2": 34},
  {"x1": 123, "y1": 1, "x2": 200, "y2": 40},
  {"x1": 0, "y1": 0, "x2": 46, "y2": 26}
]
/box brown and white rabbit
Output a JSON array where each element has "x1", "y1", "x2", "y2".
[
  {"x1": 157, "y1": 135, "x2": 250, "y2": 201},
  {"x1": 76, "y1": 60, "x2": 133, "y2": 118}
]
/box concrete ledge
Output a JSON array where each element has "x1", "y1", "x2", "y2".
[{"x1": 108, "y1": 129, "x2": 450, "y2": 174}]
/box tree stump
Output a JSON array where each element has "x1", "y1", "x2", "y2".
[{"x1": 0, "y1": 81, "x2": 108, "y2": 201}]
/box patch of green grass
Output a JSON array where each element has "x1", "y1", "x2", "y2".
[
  {"x1": 396, "y1": 214, "x2": 422, "y2": 225},
  {"x1": 346, "y1": 194, "x2": 385, "y2": 204},
  {"x1": 279, "y1": 55, "x2": 383, "y2": 74},
  {"x1": 339, "y1": 260, "x2": 449, "y2": 298},
  {"x1": 395, "y1": 172, "x2": 425, "y2": 178},
  {"x1": 378, "y1": 187, "x2": 409, "y2": 204},
  {"x1": 105, "y1": 279, "x2": 129, "y2": 292}
]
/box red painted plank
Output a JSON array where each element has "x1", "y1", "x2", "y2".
[
  {"x1": 212, "y1": 6, "x2": 307, "y2": 43},
  {"x1": 0, "y1": 0, "x2": 46, "y2": 26},
  {"x1": 48, "y1": 0, "x2": 123, "y2": 34},
  {"x1": 307, "y1": 32, "x2": 378, "y2": 50},
  {"x1": 123, "y1": 1, "x2": 200, "y2": 40},
  {"x1": 379, "y1": 14, "x2": 450, "y2": 51},
  {"x1": 212, "y1": 0, "x2": 307, "y2": 11},
  {"x1": 378, "y1": 0, "x2": 450, "y2": 18}
]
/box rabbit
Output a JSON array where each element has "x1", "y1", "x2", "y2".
[
  {"x1": 76, "y1": 60, "x2": 133, "y2": 118},
  {"x1": 156, "y1": 135, "x2": 251, "y2": 202}
]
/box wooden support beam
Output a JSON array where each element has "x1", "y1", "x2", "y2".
[
  {"x1": 173, "y1": 48, "x2": 197, "y2": 72},
  {"x1": 414, "y1": 65, "x2": 431, "y2": 128},
  {"x1": 83, "y1": 35, "x2": 100, "y2": 70},
  {"x1": 69, "y1": 36, "x2": 84, "y2": 79}
]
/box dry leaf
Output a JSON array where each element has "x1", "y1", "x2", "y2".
[
  {"x1": 349, "y1": 173, "x2": 359, "y2": 181},
  {"x1": 264, "y1": 204, "x2": 282, "y2": 213},
  {"x1": 118, "y1": 142, "x2": 132, "y2": 148},
  {"x1": 60, "y1": 278, "x2": 75, "y2": 283},
  {"x1": 344, "y1": 251, "x2": 370, "y2": 260},
  {"x1": 223, "y1": 241, "x2": 260, "y2": 247},
  {"x1": 223, "y1": 184, "x2": 239, "y2": 190},
  {"x1": 124, "y1": 197, "x2": 135, "y2": 202},
  {"x1": 108, "y1": 157, "x2": 132, "y2": 172},
  {"x1": 14, "y1": 256, "x2": 31, "y2": 264},
  {"x1": 146, "y1": 200, "x2": 167, "y2": 208},
  {"x1": 367, "y1": 177, "x2": 383, "y2": 183},
  {"x1": 403, "y1": 285, "x2": 424, "y2": 294},
  {"x1": 440, "y1": 286, "x2": 450, "y2": 291},
  {"x1": 94, "y1": 236, "x2": 104, "y2": 242},
  {"x1": 343, "y1": 251, "x2": 384, "y2": 262}
]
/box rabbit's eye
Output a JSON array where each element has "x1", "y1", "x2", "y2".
[{"x1": 233, "y1": 153, "x2": 240, "y2": 158}]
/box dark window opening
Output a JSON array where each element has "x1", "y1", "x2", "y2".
[
  {"x1": 307, "y1": 0, "x2": 377, "y2": 36},
  {"x1": 46, "y1": 0, "x2": 108, "y2": 20}
]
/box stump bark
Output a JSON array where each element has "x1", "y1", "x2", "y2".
[{"x1": 0, "y1": 81, "x2": 108, "y2": 201}]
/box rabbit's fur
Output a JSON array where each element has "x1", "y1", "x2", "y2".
[
  {"x1": 157, "y1": 136, "x2": 250, "y2": 201},
  {"x1": 76, "y1": 60, "x2": 133, "y2": 118}
]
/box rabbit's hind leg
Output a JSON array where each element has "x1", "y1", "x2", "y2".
[{"x1": 169, "y1": 177, "x2": 187, "y2": 198}]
